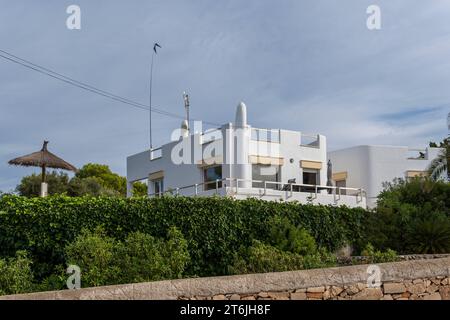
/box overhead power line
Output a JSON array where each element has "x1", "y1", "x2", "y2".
[{"x1": 0, "y1": 49, "x2": 221, "y2": 126}]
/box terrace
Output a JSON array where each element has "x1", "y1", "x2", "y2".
[{"x1": 148, "y1": 178, "x2": 366, "y2": 208}]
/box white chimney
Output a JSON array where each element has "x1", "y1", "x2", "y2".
[
  {"x1": 180, "y1": 120, "x2": 189, "y2": 138},
  {"x1": 235, "y1": 101, "x2": 247, "y2": 128}
]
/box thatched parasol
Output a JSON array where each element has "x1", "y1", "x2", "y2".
[{"x1": 8, "y1": 141, "x2": 77, "y2": 195}]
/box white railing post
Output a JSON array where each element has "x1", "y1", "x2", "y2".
[
  {"x1": 195, "y1": 184, "x2": 198, "y2": 196},
  {"x1": 216, "y1": 179, "x2": 219, "y2": 194}
]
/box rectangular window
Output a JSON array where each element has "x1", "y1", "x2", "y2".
[
  {"x1": 335, "y1": 180, "x2": 346, "y2": 195},
  {"x1": 152, "y1": 178, "x2": 164, "y2": 196},
  {"x1": 203, "y1": 166, "x2": 222, "y2": 191},
  {"x1": 252, "y1": 164, "x2": 280, "y2": 189},
  {"x1": 302, "y1": 170, "x2": 318, "y2": 192},
  {"x1": 251, "y1": 128, "x2": 280, "y2": 143}
]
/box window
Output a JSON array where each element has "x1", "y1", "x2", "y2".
[
  {"x1": 152, "y1": 178, "x2": 164, "y2": 196},
  {"x1": 252, "y1": 164, "x2": 280, "y2": 189},
  {"x1": 335, "y1": 180, "x2": 346, "y2": 195},
  {"x1": 203, "y1": 166, "x2": 222, "y2": 191},
  {"x1": 251, "y1": 128, "x2": 280, "y2": 143},
  {"x1": 302, "y1": 170, "x2": 318, "y2": 192}
]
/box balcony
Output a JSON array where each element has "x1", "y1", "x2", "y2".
[{"x1": 148, "y1": 178, "x2": 366, "y2": 208}]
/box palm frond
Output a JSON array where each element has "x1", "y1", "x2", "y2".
[{"x1": 427, "y1": 149, "x2": 447, "y2": 181}]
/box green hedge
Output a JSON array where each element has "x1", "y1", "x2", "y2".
[{"x1": 0, "y1": 195, "x2": 368, "y2": 279}]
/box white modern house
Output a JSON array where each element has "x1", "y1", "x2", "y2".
[
  {"x1": 127, "y1": 102, "x2": 367, "y2": 208},
  {"x1": 328, "y1": 145, "x2": 442, "y2": 208}
]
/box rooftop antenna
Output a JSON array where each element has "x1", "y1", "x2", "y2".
[
  {"x1": 149, "y1": 43, "x2": 161, "y2": 159},
  {"x1": 183, "y1": 91, "x2": 190, "y2": 133}
]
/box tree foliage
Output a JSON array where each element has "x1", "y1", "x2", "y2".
[
  {"x1": 15, "y1": 163, "x2": 146, "y2": 197},
  {"x1": 65, "y1": 227, "x2": 189, "y2": 288},
  {"x1": 362, "y1": 178, "x2": 450, "y2": 254},
  {"x1": 0, "y1": 251, "x2": 34, "y2": 295},
  {"x1": 428, "y1": 138, "x2": 449, "y2": 181}
]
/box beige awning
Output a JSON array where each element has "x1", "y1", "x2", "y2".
[
  {"x1": 149, "y1": 170, "x2": 164, "y2": 180},
  {"x1": 300, "y1": 160, "x2": 322, "y2": 170},
  {"x1": 249, "y1": 155, "x2": 284, "y2": 166},
  {"x1": 332, "y1": 171, "x2": 348, "y2": 181},
  {"x1": 197, "y1": 156, "x2": 223, "y2": 168},
  {"x1": 406, "y1": 170, "x2": 428, "y2": 178}
]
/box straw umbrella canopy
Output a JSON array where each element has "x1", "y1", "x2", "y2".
[{"x1": 8, "y1": 141, "x2": 77, "y2": 184}]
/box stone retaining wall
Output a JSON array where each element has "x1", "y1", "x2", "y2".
[{"x1": 1, "y1": 257, "x2": 449, "y2": 300}]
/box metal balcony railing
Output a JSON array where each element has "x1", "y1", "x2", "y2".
[
  {"x1": 148, "y1": 178, "x2": 366, "y2": 204},
  {"x1": 251, "y1": 128, "x2": 280, "y2": 143}
]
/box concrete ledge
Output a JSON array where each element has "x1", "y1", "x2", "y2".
[{"x1": 1, "y1": 257, "x2": 449, "y2": 300}]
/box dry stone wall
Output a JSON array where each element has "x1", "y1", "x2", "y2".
[
  {"x1": 1, "y1": 257, "x2": 449, "y2": 300},
  {"x1": 181, "y1": 276, "x2": 449, "y2": 300}
]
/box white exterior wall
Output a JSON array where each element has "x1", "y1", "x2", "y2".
[
  {"x1": 128, "y1": 130, "x2": 329, "y2": 194},
  {"x1": 126, "y1": 103, "x2": 364, "y2": 208},
  {"x1": 328, "y1": 145, "x2": 442, "y2": 208}
]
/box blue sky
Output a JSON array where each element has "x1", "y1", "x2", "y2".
[{"x1": 0, "y1": 0, "x2": 448, "y2": 192}]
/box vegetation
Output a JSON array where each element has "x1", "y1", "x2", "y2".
[
  {"x1": 360, "y1": 244, "x2": 398, "y2": 264},
  {"x1": 0, "y1": 174, "x2": 448, "y2": 296},
  {"x1": 0, "y1": 251, "x2": 34, "y2": 295},
  {"x1": 362, "y1": 178, "x2": 450, "y2": 254},
  {"x1": 428, "y1": 138, "x2": 449, "y2": 181},
  {"x1": 15, "y1": 163, "x2": 146, "y2": 197},
  {"x1": 65, "y1": 227, "x2": 190, "y2": 287}
]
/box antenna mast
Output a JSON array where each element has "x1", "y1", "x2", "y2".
[{"x1": 183, "y1": 91, "x2": 190, "y2": 132}]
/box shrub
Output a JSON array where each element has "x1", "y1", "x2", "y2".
[
  {"x1": 360, "y1": 178, "x2": 450, "y2": 254},
  {"x1": 114, "y1": 227, "x2": 190, "y2": 284},
  {"x1": 0, "y1": 251, "x2": 34, "y2": 295},
  {"x1": 229, "y1": 240, "x2": 305, "y2": 274},
  {"x1": 405, "y1": 217, "x2": 450, "y2": 254},
  {"x1": 0, "y1": 195, "x2": 366, "y2": 279},
  {"x1": 229, "y1": 240, "x2": 336, "y2": 274},
  {"x1": 65, "y1": 228, "x2": 119, "y2": 287},
  {"x1": 360, "y1": 244, "x2": 398, "y2": 264},
  {"x1": 268, "y1": 216, "x2": 317, "y2": 255},
  {"x1": 65, "y1": 227, "x2": 190, "y2": 288}
]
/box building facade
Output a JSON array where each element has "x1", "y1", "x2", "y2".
[
  {"x1": 328, "y1": 145, "x2": 442, "y2": 208},
  {"x1": 127, "y1": 102, "x2": 366, "y2": 208}
]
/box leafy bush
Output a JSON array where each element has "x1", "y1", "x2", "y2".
[
  {"x1": 65, "y1": 228, "x2": 119, "y2": 287},
  {"x1": 360, "y1": 244, "x2": 398, "y2": 264},
  {"x1": 229, "y1": 240, "x2": 336, "y2": 274},
  {"x1": 0, "y1": 195, "x2": 366, "y2": 279},
  {"x1": 65, "y1": 227, "x2": 189, "y2": 288},
  {"x1": 114, "y1": 227, "x2": 190, "y2": 283},
  {"x1": 0, "y1": 251, "x2": 34, "y2": 295},
  {"x1": 360, "y1": 178, "x2": 450, "y2": 254},
  {"x1": 405, "y1": 217, "x2": 450, "y2": 254},
  {"x1": 229, "y1": 240, "x2": 305, "y2": 274},
  {"x1": 268, "y1": 216, "x2": 317, "y2": 255},
  {"x1": 16, "y1": 164, "x2": 147, "y2": 198}
]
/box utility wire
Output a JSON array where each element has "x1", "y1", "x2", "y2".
[{"x1": 0, "y1": 49, "x2": 221, "y2": 126}]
